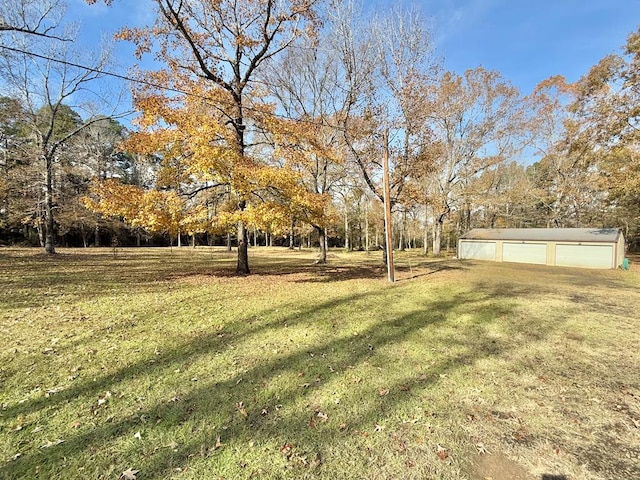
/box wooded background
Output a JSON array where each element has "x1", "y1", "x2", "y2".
[{"x1": 2, "y1": 0, "x2": 639, "y2": 270}]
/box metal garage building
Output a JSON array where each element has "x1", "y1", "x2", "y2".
[{"x1": 458, "y1": 228, "x2": 625, "y2": 269}]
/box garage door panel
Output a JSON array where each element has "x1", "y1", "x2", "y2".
[
  {"x1": 555, "y1": 244, "x2": 613, "y2": 269},
  {"x1": 459, "y1": 241, "x2": 496, "y2": 261},
  {"x1": 503, "y1": 242, "x2": 547, "y2": 265}
]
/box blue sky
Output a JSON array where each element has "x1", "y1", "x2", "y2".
[
  {"x1": 425, "y1": 0, "x2": 640, "y2": 93},
  {"x1": 68, "y1": 0, "x2": 640, "y2": 96}
]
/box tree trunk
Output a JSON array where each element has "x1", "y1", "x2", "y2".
[
  {"x1": 226, "y1": 232, "x2": 232, "y2": 251},
  {"x1": 44, "y1": 155, "x2": 56, "y2": 255},
  {"x1": 289, "y1": 218, "x2": 295, "y2": 249},
  {"x1": 314, "y1": 225, "x2": 328, "y2": 263},
  {"x1": 422, "y1": 204, "x2": 429, "y2": 255},
  {"x1": 433, "y1": 218, "x2": 443, "y2": 256},
  {"x1": 236, "y1": 200, "x2": 250, "y2": 274},
  {"x1": 344, "y1": 209, "x2": 350, "y2": 251},
  {"x1": 36, "y1": 218, "x2": 44, "y2": 248},
  {"x1": 398, "y1": 211, "x2": 405, "y2": 251},
  {"x1": 95, "y1": 224, "x2": 101, "y2": 247},
  {"x1": 365, "y1": 206, "x2": 370, "y2": 253}
]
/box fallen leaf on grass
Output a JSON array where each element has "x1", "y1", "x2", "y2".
[
  {"x1": 309, "y1": 408, "x2": 329, "y2": 429},
  {"x1": 40, "y1": 439, "x2": 64, "y2": 448},
  {"x1": 133, "y1": 431, "x2": 142, "y2": 440},
  {"x1": 280, "y1": 443, "x2": 295, "y2": 459},
  {"x1": 97, "y1": 391, "x2": 112, "y2": 406},
  {"x1": 236, "y1": 401, "x2": 247, "y2": 417},
  {"x1": 310, "y1": 452, "x2": 322, "y2": 469},
  {"x1": 120, "y1": 468, "x2": 139, "y2": 480},
  {"x1": 45, "y1": 387, "x2": 63, "y2": 397},
  {"x1": 476, "y1": 443, "x2": 489, "y2": 454},
  {"x1": 436, "y1": 444, "x2": 448, "y2": 460}
]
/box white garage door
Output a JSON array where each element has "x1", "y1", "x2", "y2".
[
  {"x1": 503, "y1": 242, "x2": 547, "y2": 265},
  {"x1": 555, "y1": 244, "x2": 613, "y2": 269},
  {"x1": 459, "y1": 241, "x2": 496, "y2": 261}
]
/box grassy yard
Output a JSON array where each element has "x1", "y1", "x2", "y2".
[{"x1": 0, "y1": 247, "x2": 638, "y2": 480}]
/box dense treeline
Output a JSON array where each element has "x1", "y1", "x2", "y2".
[{"x1": 1, "y1": 0, "x2": 639, "y2": 261}]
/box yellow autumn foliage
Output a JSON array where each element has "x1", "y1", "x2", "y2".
[
  {"x1": 82, "y1": 179, "x2": 213, "y2": 237},
  {"x1": 88, "y1": 63, "x2": 331, "y2": 241}
]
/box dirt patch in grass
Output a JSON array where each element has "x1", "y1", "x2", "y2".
[{"x1": 474, "y1": 452, "x2": 537, "y2": 480}]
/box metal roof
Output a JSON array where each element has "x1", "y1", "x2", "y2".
[{"x1": 459, "y1": 228, "x2": 622, "y2": 243}]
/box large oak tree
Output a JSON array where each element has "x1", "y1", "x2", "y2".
[{"x1": 115, "y1": 0, "x2": 322, "y2": 274}]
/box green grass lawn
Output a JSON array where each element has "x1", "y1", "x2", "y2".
[{"x1": 0, "y1": 247, "x2": 639, "y2": 480}]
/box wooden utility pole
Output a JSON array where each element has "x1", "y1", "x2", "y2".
[{"x1": 382, "y1": 130, "x2": 395, "y2": 283}]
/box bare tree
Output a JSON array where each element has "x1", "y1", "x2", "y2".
[
  {"x1": 421, "y1": 68, "x2": 526, "y2": 254},
  {"x1": 330, "y1": 2, "x2": 440, "y2": 263},
  {"x1": 265, "y1": 34, "x2": 350, "y2": 263},
  {"x1": 0, "y1": 0, "x2": 69, "y2": 40},
  {"x1": 0, "y1": 0, "x2": 118, "y2": 253}
]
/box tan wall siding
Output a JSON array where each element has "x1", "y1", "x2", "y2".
[{"x1": 458, "y1": 239, "x2": 620, "y2": 269}]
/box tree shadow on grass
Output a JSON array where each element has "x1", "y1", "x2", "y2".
[
  {"x1": 0, "y1": 249, "x2": 468, "y2": 314},
  {"x1": 394, "y1": 262, "x2": 466, "y2": 282},
  {"x1": 1, "y1": 250, "x2": 385, "y2": 310},
  {"x1": 0, "y1": 280, "x2": 569, "y2": 479}
]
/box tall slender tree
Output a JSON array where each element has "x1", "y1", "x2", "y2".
[{"x1": 265, "y1": 35, "x2": 349, "y2": 263}]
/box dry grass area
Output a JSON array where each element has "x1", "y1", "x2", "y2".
[{"x1": 0, "y1": 247, "x2": 638, "y2": 480}]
